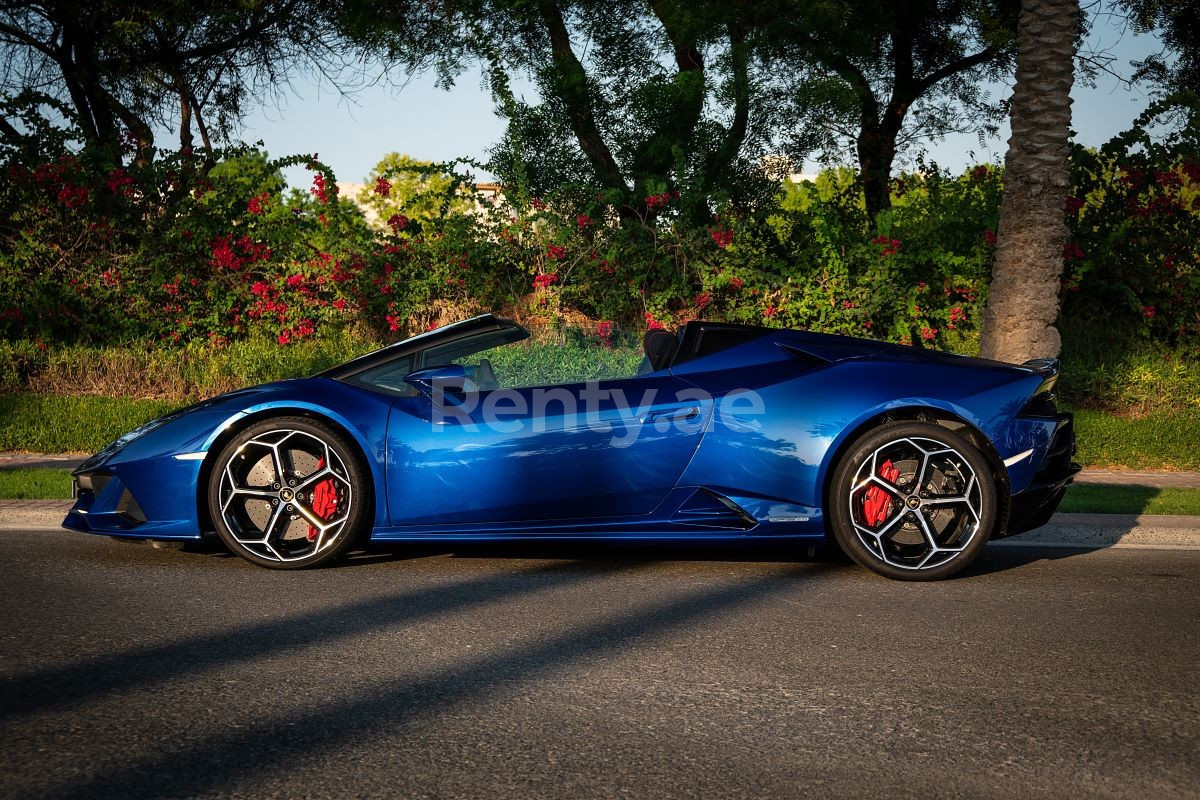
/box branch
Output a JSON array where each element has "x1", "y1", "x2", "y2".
[
  {"x1": 913, "y1": 45, "x2": 1003, "y2": 97},
  {"x1": 534, "y1": 0, "x2": 628, "y2": 192}
]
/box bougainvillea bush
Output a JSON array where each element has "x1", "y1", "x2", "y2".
[{"x1": 1, "y1": 101, "x2": 1197, "y2": 368}]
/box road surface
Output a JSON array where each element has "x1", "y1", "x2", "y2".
[{"x1": 1, "y1": 529, "x2": 1196, "y2": 798}]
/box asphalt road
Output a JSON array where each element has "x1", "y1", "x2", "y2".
[{"x1": 0, "y1": 530, "x2": 1196, "y2": 799}]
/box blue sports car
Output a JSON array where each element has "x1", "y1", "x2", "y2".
[{"x1": 65, "y1": 314, "x2": 1078, "y2": 580}]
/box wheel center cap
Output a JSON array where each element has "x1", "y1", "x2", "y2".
[
  {"x1": 906, "y1": 495, "x2": 921, "y2": 509},
  {"x1": 280, "y1": 488, "x2": 294, "y2": 502}
]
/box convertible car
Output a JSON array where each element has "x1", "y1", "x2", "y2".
[{"x1": 64, "y1": 314, "x2": 1078, "y2": 580}]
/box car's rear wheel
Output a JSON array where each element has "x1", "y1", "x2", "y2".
[
  {"x1": 207, "y1": 416, "x2": 368, "y2": 569},
  {"x1": 829, "y1": 421, "x2": 997, "y2": 581}
]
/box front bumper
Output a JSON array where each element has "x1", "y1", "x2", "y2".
[
  {"x1": 1002, "y1": 412, "x2": 1080, "y2": 537},
  {"x1": 64, "y1": 454, "x2": 204, "y2": 540}
]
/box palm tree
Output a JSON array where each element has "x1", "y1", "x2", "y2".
[{"x1": 979, "y1": 0, "x2": 1079, "y2": 363}]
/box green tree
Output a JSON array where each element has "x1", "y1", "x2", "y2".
[
  {"x1": 0, "y1": 1, "x2": 350, "y2": 164},
  {"x1": 342, "y1": 0, "x2": 775, "y2": 221},
  {"x1": 760, "y1": 0, "x2": 1019, "y2": 219},
  {"x1": 357, "y1": 154, "x2": 476, "y2": 227}
]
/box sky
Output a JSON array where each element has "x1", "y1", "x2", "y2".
[{"x1": 236, "y1": 11, "x2": 1168, "y2": 190}]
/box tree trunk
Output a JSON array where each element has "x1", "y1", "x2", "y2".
[
  {"x1": 179, "y1": 91, "x2": 194, "y2": 151},
  {"x1": 979, "y1": 0, "x2": 1078, "y2": 363},
  {"x1": 857, "y1": 120, "x2": 900, "y2": 220}
]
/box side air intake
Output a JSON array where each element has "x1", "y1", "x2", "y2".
[{"x1": 670, "y1": 489, "x2": 756, "y2": 530}]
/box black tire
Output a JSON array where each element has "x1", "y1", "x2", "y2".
[
  {"x1": 207, "y1": 416, "x2": 369, "y2": 570},
  {"x1": 828, "y1": 421, "x2": 997, "y2": 581}
]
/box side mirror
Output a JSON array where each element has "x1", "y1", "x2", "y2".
[{"x1": 404, "y1": 364, "x2": 473, "y2": 402}]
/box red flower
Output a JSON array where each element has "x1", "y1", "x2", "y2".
[
  {"x1": 842, "y1": 300, "x2": 855, "y2": 309},
  {"x1": 1064, "y1": 196, "x2": 1084, "y2": 214},
  {"x1": 729, "y1": 276, "x2": 744, "y2": 290},
  {"x1": 695, "y1": 292, "x2": 711, "y2": 309},
  {"x1": 983, "y1": 229, "x2": 997, "y2": 246},
  {"x1": 374, "y1": 177, "x2": 392, "y2": 197},
  {"x1": 531, "y1": 197, "x2": 547, "y2": 211},
  {"x1": 576, "y1": 214, "x2": 593, "y2": 229},
  {"x1": 645, "y1": 192, "x2": 672, "y2": 210},
  {"x1": 644, "y1": 313, "x2": 665, "y2": 330},
  {"x1": 310, "y1": 172, "x2": 334, "y2": 205},
  {"x1": 106, "y1": 168, "x2": 134, "y2": 196},
  {"x1": 57, "y1": 183, "x2": 89, "y2": 208},
  {"x1": 1063, "y1": 241, "x2": 1085, "y2": 260},
  {"x1": 286, "y1": 274, "x2": 304, "y2": 288},
  {"x1": 532, "y1": 273, "x2": 559, "y2": 289},
  {"x1": 210, "y1": 237, "x2": 242, "y2": 270},
  {"x1": 921, "y1": 327, "x2": 937, "y2": 341},
  {"x1": 1140, "y1": 305, "x2": 1156, "y2": 319},
  {"x1": 711, "y1": 228, "x2": 733, "y2": 249},
  {"x1": 386, "y1": 313, "x2": 402, "y2": 332},
  {"x1": 970, "y1": 165, "x2": 990, "y2": 183},
  {"x1": 277, "y1": 330, "x2": 292, "y2": 345},
  {"x1": 872, "y1": 236, "x2": 901, "y2": 257},
  {"x1": 546, "y1": 245, "x2": 567, "y2": 261},
  {"x1": 333, "y1": 298, "x2": 347, "y2": 310},
  {"x1": 596, "y1": 321, "x2": 613, "y2": 338},
  {"x1": 247, "y1": 192, "x2": 270, "y2": 215},
  {"x1": 764, "y1": 305, "x2": 777, "y2": 318}
]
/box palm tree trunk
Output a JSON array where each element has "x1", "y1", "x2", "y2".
[{"x1": 979, "y1": 0, "x2": 1078, "y2": 363}]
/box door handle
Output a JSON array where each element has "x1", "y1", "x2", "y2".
[{"x1": 640, "y1": 406, "x2": 701, "y2": 425}]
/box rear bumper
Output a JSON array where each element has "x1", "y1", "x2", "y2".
[{"x1": 1001, "y1": 412, "x2": 1080, "y2": 537}]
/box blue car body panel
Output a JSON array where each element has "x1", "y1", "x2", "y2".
[{"x1": 64, "y1": 315, "x2": 1076, "y2": 545}]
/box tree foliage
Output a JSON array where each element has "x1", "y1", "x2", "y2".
[
  {"x1": 758, "y1": 0, "x2": 1019, "y2": 218},
  {"x1": 0, "y1": 0, "x2": 351, "y2": 163}
]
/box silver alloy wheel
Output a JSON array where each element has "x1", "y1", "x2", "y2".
[
  {"x1": 847, "y1": 436, "x2": 983, "y2": 570},
  {"x1": 216, "y1": 428, "x2": 354, "y2": 562}
]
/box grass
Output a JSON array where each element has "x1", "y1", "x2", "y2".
[
  {"x1": 1058, "y1": 485, "x2": 1200, "y2": 515},
  {"x1": 0, "y1": 468, "x2": 73, "y2": 499},
  {"x1": 2, "y1": 465, "x2": 1197, "y2": 516},
  {"x1": 1072, "y1": 408, "x2": 1200, "y2": 470},
  {"x1": 0, "y1": 394, "x2": 182, "y2": 453}
]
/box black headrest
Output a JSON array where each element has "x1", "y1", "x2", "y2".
[{"x1": 642, "y1": 329, "x2": 678, "y2": 371}]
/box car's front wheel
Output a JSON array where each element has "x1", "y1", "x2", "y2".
[
  {"x1": 829, "y1": 421, "x2": 998, "y2": 581},
  {"x1": 207, "y1": 416, "x2": 368, "y2": 569}
]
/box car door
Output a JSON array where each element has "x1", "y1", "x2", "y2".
[{"x1": 384, "y1": 372, "x2": 711, "y2": 526}]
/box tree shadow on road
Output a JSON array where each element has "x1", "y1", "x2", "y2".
[{"x1": 24, "y1": 562, "x2": 823, "y2": 799}]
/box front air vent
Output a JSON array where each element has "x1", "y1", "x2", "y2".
[{"x1": 116, "y1": 488, "x2": 147, "y2": 525}]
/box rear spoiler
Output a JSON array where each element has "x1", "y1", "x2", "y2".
[{"x1": 1021, "y1": 357, "x2": 1060, "y2": 398}]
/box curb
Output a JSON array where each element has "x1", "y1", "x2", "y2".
[{"x1": 3, "y1": 501, "x2": 1198, "y2": 550}]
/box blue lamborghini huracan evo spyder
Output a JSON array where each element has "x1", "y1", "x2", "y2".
[{"x1": 65, "y1": 315, "x2": 1078, "y2": 580}]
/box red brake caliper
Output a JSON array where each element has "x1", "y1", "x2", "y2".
[
  {"x1": 861, "y1": 459, "x2": 899, "y2": 527},
  {"x1": 306, "y1": 456, "x2": 339, "y2": 542}
]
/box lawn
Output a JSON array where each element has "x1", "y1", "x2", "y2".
[
  {"x1": 0, "y1": 394, "x2": 182, "y2": 453},
  {"x1": 1056, "y1": 485, "x2": 1200, "y2": 515},
  {"x1": 1072, "y1": 409, "x2": 1200, "y2": 471},
  {"x1": 0, "y1": 467, "x2": 73, "y2": 499}
]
